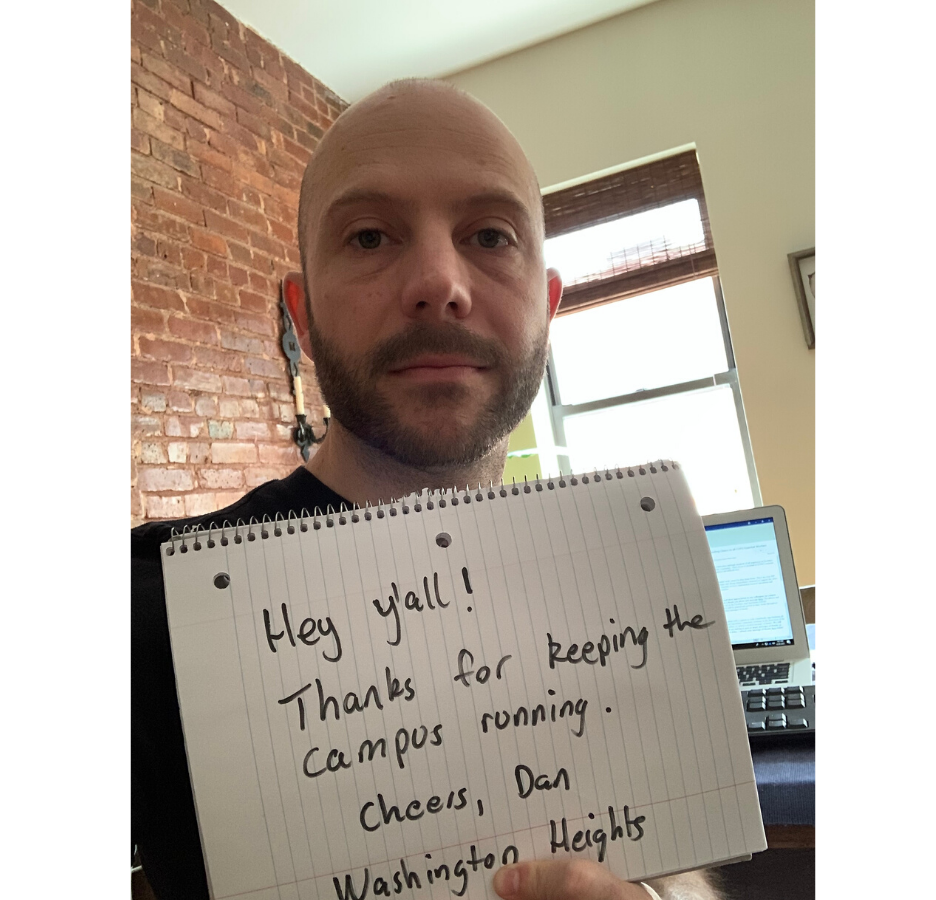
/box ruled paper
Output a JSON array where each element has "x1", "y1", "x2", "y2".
[{"x1": 162, "y1": 464, "x2": 765, "y2": 900}]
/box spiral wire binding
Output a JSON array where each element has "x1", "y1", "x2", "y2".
[{"x1": 164, "y1": 460, "x2": 679, "y2": 554}]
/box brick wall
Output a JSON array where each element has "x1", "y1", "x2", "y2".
[{"x1": 131, "y1": 0, "x2": 349, "y2": 526}]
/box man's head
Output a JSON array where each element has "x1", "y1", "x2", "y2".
[{"x1": 289, "y1": 79, "x2": 562, "y2": 472}]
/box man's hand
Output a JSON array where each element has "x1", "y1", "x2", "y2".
[
  {"x1": 492, "y1": 860, "x2": 656, "y2": 900},
  {"x1": 492, "y1": 861, "x2": 723, "y2": 900}
]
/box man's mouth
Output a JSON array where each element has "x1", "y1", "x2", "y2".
[{"x1": 387, "y1": 355, "x2": 489, "y2": 383}]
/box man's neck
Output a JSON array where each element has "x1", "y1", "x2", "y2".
[{"x1": 304, "y1": 420, "x2": 510, "y2": 508}]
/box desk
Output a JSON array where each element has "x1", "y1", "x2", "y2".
[{"x1": 751, "y1": 738, "x2": 815, "y2": 849}]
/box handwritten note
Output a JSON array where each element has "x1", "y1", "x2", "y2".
[{"x1": 162, "y1": 464, "x2": 765, "y2": 900}]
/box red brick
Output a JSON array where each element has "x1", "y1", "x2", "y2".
[
  {"x1": 167, "y1": 441, "x2": 188, "y2": 463},
  {"x1": 138, "y1": 336, "x2": 194, "y2": 364},
  {"x1": 269, "y1": 147, "x2": 304, "y2": 179},
  {"x1": 178, "y1": 176, "x2": 227, "y2": 215},
  {"x1": 198, "y1": 468, "x2": 244, "y2": 489},
  {"x1": 162, "y1": 43, "x2": 212, "y2": 88},
  {"x1": 194, "y1": 346, "x2": 243, "y2": 371},
  {"x1": 131, "y1": 305, "x2": 166, "y2": 333},
  {"x1": 131, "y1": 128, "x2": 151, "y2": 155},
  {"x1": 234, "y1": 106, "x2": 271, "y2": 140},
  {"x1": 134, "y1": 257, "x2": 191, "y2": 289},
  {"x1": 218, "y1": 397, "x2": 242, "y2": 417},
  {"x1": 221, "y1": 375, "x2": 252, "y2": 396},
  {"x1": 184, "y1": 492, "x2": 222, "y2": 516},
  {"x1": 165, "y1": 415, "x2": 208, "y2": 438},
  {"x1": 169, "y1": 88, "x2": 223, "y2": 130},
  {"x1": 132, "y1": 358, "x2": 171, "y2": 385},
  {"x1": 163, "y1": 1, "x2": 210, "y2": 47},
  {"x1": 174, "y1": 367, "x2": 223, "y2": 392},
  {"x1": 132, "y1": 414, "x2": 163, "y2": 435},
  {"x1": 267, "y1": 380, "x2": 293, "y2": 402},
  {"x1": 131, "y1": 177, "x2": 154, "y2": 205},
  {"x1": 140, "y1": 50, "x2": 193, "y2": 95},
  {"x1": 190, "y1": 227, "x2": 228, "y2": 257},
  {"x1": 181, "y1": 245, "x2": 207, "y2": 271},
  {"x1": 214, "y1": 281, "x2": 238, "y2": 306},
  {"x1": 167, "y1": 315, "x2": 219, "y2": 345},
  {"x1": 131, "y1": 18, "x2": 162, "y2": 55},
  {"x1": 131, "y1": 62, "x2": 176, "y2": 104},
  {"x1": 190, "y1": 442, "x2": 211, "y2": 464},
  {"x1": 267, "y1": 218, "x2": 295, "y2": 245},
  {"x1": 210, "y1": 442, "x2": 257, "y2": 464},
  {"x1": 259, "y1": 444, "x2": 299, "y2": 466},
  {"x1": 133, "y1": 3, "x2": 184, "y2": 48},
  {"x1": 132, "y1": 230, "x2": 158, "y2": 258},
  {"x1": 151, "y1": 139, "x2": 200, "y2": 177},
  {"x1": 185, "y1": 138, "x2": 233, "y2": 173},
  {"x1": 219, "y1": 329, "x2": 263, "y2": 354},
  {"x1": 131, "y1": 41, "x2": 142, "y2": 65},
  {"x1": 132, "y1": 153, "x2": 181, "y2": 190},
  {"x1": 249, "y1": 231, "x2": 284, "y2": 258},
  {"x1": 134, "y1": 205, "x2": 191, "y2": 240},
  {"x1": 138, "y1": 467, "x2": 196, "y2": 492},
  {"x1": 245, "y1": 356, "x2": 284, "y2": 379},
  {"x1": 187, "y1": 271, "x2": 216, "y2": 299},
  {"x1": 153, "y1": 187, "x2": 205, "y2": 225},
  {"x1": 200, "y1": 164, "x2": 240, "y2": 199},
  {"x1": 228, "y1": 265, "x2": 249, "y2": 287},
  {"x1": 244, "y1": 466, "x2": 285, "y2": 488},
  {"x1": 168, "y1": 390, "x2": 195, "y2": 412},
  {"x1": 235, "y1": 310, "x2": 276, "y2": 337},
  {"x1": 193, "y1": 80, "x2": 236, "y2": 117},
  {"x1": 145, "y1": 495, "x2": 186, "y2": 519},
  {"x1": 227, "y1": 198, "x2": 267, "y2": 231},
  {"x1": 203, "y1": 208, "x2": 250, "y2": 242},
  {"x1": 261, "y1": 194, "x2": 295, "y2": 226},
  {"x1": 210, "y1": 35, "x2": 250, "y2": 74},
  {"x1": 194, "y1": 395, "x2": 219, "y2": 416},
  {"x1": 140, "y1": 390, "x2": 167, "y2": 413},
  {"x1": 238, "y1": 289, "x2": 268, "y2": 313},
  {"x1": 235, "y1": 420, "x2": 270, "y2": 440},
  {"x1": 133, "y1": 282, "x2": 186, "y2": 311},
  {"x1": 234, "y1": 164, "x2": 276, "y2": 199},
  {"x1": 186, "y1": 296, "x2": 237, "y2": 325},
  {"x1": 205, "y1": 255, "x2": 228, "y2": 280},
  {"x1": 155, "y1": 238, "x2": 183, "y2": 268}
]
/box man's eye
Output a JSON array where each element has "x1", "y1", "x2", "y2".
[
  {"x1": 353, "y1": 229, "x2": 383, "y2": 250},
  {"x1": 474, "y1": 228, "x2": 508, "y2": 249}
]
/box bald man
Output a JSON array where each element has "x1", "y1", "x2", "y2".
[{"x1": 132, "y1": 79, "x2": 722, "y2": 900}]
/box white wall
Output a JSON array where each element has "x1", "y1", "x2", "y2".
[{"x1": 445, "y1": 0, "x2": 815, "y2": 584}]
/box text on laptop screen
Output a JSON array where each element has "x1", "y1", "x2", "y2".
[{"x1": 704, "y1": 517, "x2": 795, "y2": 650}]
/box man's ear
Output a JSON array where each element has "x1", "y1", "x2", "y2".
[
  {"x1": 283, "y1": 272, "x2": 314, "y2": 360},
  {"x1": 546, "y1": 267, "x2": 563, "y2": 322}
]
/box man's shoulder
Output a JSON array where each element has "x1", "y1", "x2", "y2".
[{"x1": 131, "y1": 465, "x2": 350, "y2": 557}]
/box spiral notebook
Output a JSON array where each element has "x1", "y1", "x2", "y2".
[{"x1": 162, "y1": 462, "x2": 766, "y2": 900}]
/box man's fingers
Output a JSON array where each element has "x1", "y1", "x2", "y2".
[{"x1": 493, "y1": 860, "x2": 652, "y2": 900}]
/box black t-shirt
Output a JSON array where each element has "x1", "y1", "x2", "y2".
[{"x1": 132, "y1": 467, "x2": 349, "y2": 900}]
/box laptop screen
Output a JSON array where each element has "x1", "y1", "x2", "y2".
[{"x1": 704, "y1": 517, "x2": 796, "y2": 650}]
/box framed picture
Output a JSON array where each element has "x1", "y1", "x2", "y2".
[{"x1": 788, "y1": 247, "x2": 815, "y2": 349}]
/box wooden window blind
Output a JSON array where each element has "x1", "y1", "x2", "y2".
[{"x1": 543, "y1": 150, "x2": 717, "y2": 315}]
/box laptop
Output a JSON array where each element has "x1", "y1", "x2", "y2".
[{"x1": 702, "y1": 505, "x2": 813, "y2": 688}]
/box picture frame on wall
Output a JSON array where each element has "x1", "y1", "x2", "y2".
[{"x1": 788, "y1": 247, "x2": 815, "y2": 349}]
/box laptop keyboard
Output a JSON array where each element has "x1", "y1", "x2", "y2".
[{"x1": 737, "y1": 662, "x2": 790, "y2": 686}]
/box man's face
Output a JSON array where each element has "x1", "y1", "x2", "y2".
[{"x1": 301, "y1": 86, "x2": 561, "y2": 471}]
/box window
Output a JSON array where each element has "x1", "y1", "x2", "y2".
[{"x1": 533, "y1": 150, "x2": 761, "y2": 515}]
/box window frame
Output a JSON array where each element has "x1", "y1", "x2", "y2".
[{"x1": 543, "y1": 274, "x2": 763, "y2": 508}]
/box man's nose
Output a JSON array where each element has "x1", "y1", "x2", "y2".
[{"x1": 398, "y1": 230, "x2": 473, "y2": 320}]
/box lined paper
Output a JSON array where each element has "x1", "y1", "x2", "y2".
[{"x1": 163, "y1": 464, "x2": 766, "y2": 900}]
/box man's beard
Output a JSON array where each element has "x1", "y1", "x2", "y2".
[{"x1": 306, "y1": 318, "x2": 548, "y2": 471}]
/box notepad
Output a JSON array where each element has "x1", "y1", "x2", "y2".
[{"x1": 162, "y1": 463, "x2": 766, "y2": 900}]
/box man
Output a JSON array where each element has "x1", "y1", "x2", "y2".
[{"x1": 132, "y1": 78, "x2": 722, "y2": 900}]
